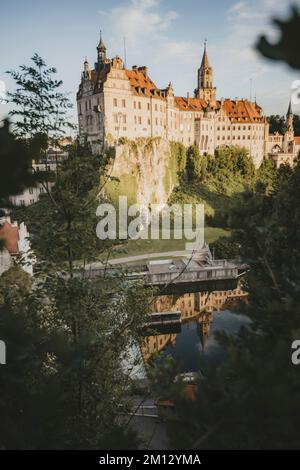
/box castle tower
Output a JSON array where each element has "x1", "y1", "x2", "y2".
[
  {"x1": 82, "y1": 57, "x2": 90, "y2": 80},
  {"x1": 286, "y1": 99, "x2": 294, "y2": 133},
  {"x1": 283, "y1": 99, "x2": 295, "y2": 153},
  {"x1": 96, "y1": 30, "x2": 106, "y2": 67},
  {"x1": 195, "y1": 41, "x2": 216, "y2": 101}
]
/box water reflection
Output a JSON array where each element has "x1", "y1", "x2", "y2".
[{"x1": 142, "y1": 284, "x2": 250, "y2": 371}]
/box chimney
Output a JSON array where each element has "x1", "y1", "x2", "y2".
[
  {"x1": 138, "y1": 66, "x2": 148, "y2": 77},
  {"x1": 187, "y1": 92, "x2": 190, "y2": 106}
]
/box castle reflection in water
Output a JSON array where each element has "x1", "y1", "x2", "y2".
[{"x1": 142, "y1": 284, "x2": 248, "y2": 361}]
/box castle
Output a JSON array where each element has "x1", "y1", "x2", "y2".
[{"x1": 77, "y1": 34, "x2": 300, "y2": 168}]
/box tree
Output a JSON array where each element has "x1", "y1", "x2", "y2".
[
  {"x1": 268, "y1": 114, "x2": 300, "y2": 136},
  {"x1": 186, "y1": 145, "x2": 203, "y2": 180},
  {"x1": 151, "y1": 7, "x2": 300, "y2": 449},
  {"x1": 6, "y1": 53, "x2": 74, "y2": 152},
  {"x1": 1, "y1": 55, "x2": 151, "y2": 450},
  {"x1": 0, "y1": 120, "x2": 36, "y2": 204}
]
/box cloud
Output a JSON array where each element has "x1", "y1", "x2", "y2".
[
  {"x1": 99, "y1": 0, "x2": 178, "y2": 45},
  {"x1": 96, "y1": 0, "x2": 300, "y2": 113}
]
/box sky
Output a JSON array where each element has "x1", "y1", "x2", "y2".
[{"x1": 1, "y1": 0, "x2": 300, "y2": 123}]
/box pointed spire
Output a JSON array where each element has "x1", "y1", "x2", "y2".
[
  {"x1": 97, "y1": 29, "x2": 106, "y2": 51},
  {"x1": 287, "y1": 98, "x2": 293, "y2": 117},
  {"x1": 201, "y1": 39, "x2": 210, "y2": 68}
]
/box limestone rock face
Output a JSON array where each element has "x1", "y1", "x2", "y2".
[{"x1": 105, "y1": 138, "x2": 178, "y2": 207}]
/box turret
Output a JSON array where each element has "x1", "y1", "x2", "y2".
[
  {"x1": 283, "y1": 99, "x2": 294, "y2": 153},
  {"x1": 82, "y1": 57, "x2": 90, "y2": 80},
  {"x1": 194, "y1": 41, "x2": 216, "y2": 102},
  {"x1": 97, "y1": 30, "x2": 106, "y2": 67}
]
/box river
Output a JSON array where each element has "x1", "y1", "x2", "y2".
[{"x1": 142, "y1": 285, "x2": 250, "y2": 372}]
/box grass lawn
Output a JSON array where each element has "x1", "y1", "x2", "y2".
[{"x1": 99, "y1": 226, "x2": 230, "y2": 260}]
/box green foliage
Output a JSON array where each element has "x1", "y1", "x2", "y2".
[
  {"x1": 11, "y1": 141, "x2": 113, "y2": 267},
  {"x1": 158, "y1": 153, "x2": 300, "y2": 450},
  {"x1": 170, "y1": 141, "x2": 187, "y2": 178},
  {"x1": 257, "y1": 6, "x2": 300, "y2": 70},
  {"x1": 256, "y1": 158, "x2": 278, "y2": 193},
  {"x1": 268, "y1": 114, "x2": 300, "y2": 137},
  {"x1": 0, "y1": 120, "x2": 36, "y2": 202},
  {"x1": 211, "y1": 236, "x2": 240, "y2": 259},
  {"x1": 0, "y1": 267, "x2": 148, "y2": 449},
  {"x1": 1, "y1": 54, "x2": 153, "y2": 451},
  {"x1": 6, "y1": 53, "x2": 74, "y2": 147},
  {"x1": 186, "y1": 144, "x2": 202, "y2": 180}
]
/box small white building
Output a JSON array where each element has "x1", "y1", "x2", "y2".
[{"x1": 9, "y1": 145, "x2": 69, "y2": 207}]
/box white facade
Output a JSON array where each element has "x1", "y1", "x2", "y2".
[{"x1": 77, "y1": 36, "x2": 270, "y2": 167}]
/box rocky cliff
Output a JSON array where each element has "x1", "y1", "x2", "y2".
[{"x1": 104, "y1": 137, "x2": 180, "y2": 207}]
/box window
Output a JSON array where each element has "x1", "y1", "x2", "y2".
[
  {"x1": 123, "y1": 114, "x2": 127, "y2": 124},
  {"x1": 155, "y1": 104, "x2": 158, "y2": 111},
  {"x1": 29, "y1": 188, "x2": 33, "y2": 194},
  {"x1": 89, "y1": 100, "x2": 91, "y2": 110},
  {"x1": 138, "y1": 101, "x2": 141, "y2": 110},
  {"x1": 147, "y1": 103, "x2": 150, "y2": 111},
  {"x1": 113, "y1": 98, "x2": 117, "y2": 107},
  {"x1": 138, "y1": 116, "x2": 142, "y2": 125},
  {"x1": 20, "y1": 200, "x2": 25, "y2": 206},
  {"x1": 122, "y1": 99, "x2": 126, "y2": 108}
]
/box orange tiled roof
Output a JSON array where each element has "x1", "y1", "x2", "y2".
[
  {"x1": 175, "y1": 96, "x2": 207, "y2": 111},
  {"x1": 221, "y1": 99, "x2": 263, "y2": 122},
  {"x1": 294, "y1": 136, "x2": 300, "y2": 145},
  {"x1": 0, "y1": 221, "x2": 19, "y2": 255},
  {"x1": 125, "y1": 68, "x2": 164, "y2": 99}
]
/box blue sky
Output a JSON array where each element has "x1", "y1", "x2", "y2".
[{"x1": 1, "y1": 0, "x2": 300, "y2": 123}]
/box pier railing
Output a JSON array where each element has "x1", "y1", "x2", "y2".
[{"x1": 143, "y1": 265, "x2": 239, "y2": 286}]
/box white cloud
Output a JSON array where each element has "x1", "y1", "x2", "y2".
[
  {"x1": 211, "y1": 0, "x2": 300, "y2": 112},
  {"x1": 100, "y1": 0, "x2": 178, "y2": 45},
  {"x1": 97, "y1": 0, "x2": 300, "y2": 113}
]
